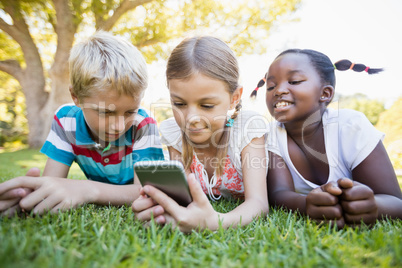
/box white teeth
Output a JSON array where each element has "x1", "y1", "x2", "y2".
[{"x1": 275, "y1": 101, "x2": 291, "y2": 108}]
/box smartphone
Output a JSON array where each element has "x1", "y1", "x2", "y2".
[{"x1": 134, "y1": 160, "x2": 192, "y2": 207}]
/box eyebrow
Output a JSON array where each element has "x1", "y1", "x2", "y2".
[
  {"x1": 267, "y1": 70, "x2": 304, "y2": 81},
  {"x1": 170, "y1": 94, "x2": 218, "y2": 101}
]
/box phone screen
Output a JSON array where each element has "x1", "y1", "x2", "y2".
[{"x1": 134, "y1": 161, "x2": 192, "y2": 207}]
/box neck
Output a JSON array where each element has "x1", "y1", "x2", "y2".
[
  {"x1": 194, "y1": 144, "x2": 217, "y2": 156},
  {"x1": 284, "y1": 108, "x2": 325, "y2": 140}
]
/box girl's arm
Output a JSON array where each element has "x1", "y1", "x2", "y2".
[
  {"x1": 267, "y1": 152, "x2": 345, "y2": 227},
  {"x1": 343, "y1": 141, "x2": 402, "y2": 222},
  {"x1": 213, "y1": 136, "x2": 269, "y2": 228}
]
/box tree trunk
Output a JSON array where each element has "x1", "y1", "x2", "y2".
[
  {"x1": 20, "y1": 68, "x2": 48, "y2": 148},
  {"x1": 0, "y1": 0, "x2": 156, "y2": 148}
]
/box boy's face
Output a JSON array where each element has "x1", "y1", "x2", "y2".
[{"x1": 72, "y1": 90, "x2": 141, "y2": 144}]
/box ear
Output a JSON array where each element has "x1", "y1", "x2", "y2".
[
  {"x1": 319, "y1": 85, "x2": 334, "y2": 104},
  {"x1": 69, "y1": 86, "x2": 80, "y2": 106},
  {"x1": 230, "y1": 86, "x2": 243, "y2": 109}
]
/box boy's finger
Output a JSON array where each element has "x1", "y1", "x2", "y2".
[
  {"x1": 0, "y1": 188, "x2": 27, "y2": 200},
  {"x1": 19, "y1": 187, "x2": 49, "y2": 212},
  {"x1": 0, "y1": 199, "x2": 20, "y2": 212},
  {"x1": 337, "y1": 178, "x2": 353, "y2": 189},
  {"x1": 25, "y1": 167, "x2": 41, "y2": 177},
  {"x1": 0, "y1": 177, "x2": 43, "y2": 195}
]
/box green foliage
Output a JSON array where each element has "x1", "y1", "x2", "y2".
[
  {"x1": 112, "y1": 0, "x2": 301, "y2": 61},
  {"x1": 0, "y1": 73, "x2": 28, "y2": 148},
  {"x1": 0, "y1": 32, "x2": 23, "y2": 63},
  {"x1": 0, "y1": 150, "x2": 401, "y2": 267},
  {"x1": 376, "y1": 98, "x2": 402, "y2": 170},
  {"x1": 337, "y1": 93, "x2": 385, "y2": 125}
]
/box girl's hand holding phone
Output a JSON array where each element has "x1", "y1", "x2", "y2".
[{"x1": 133, "y1": 174, "x2": 220, "y2": 233}]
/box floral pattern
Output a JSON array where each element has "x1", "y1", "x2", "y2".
[{"x1": 190, "y1": 154, "x2": 244, "y2": 200}]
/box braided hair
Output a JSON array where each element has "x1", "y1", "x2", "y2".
[{"x1": 250, "y1": 49, "x2": 384, "y2": 98}]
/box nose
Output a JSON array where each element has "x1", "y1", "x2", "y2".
[
  {"x1": 110, "y1": 116, "x2": 125, "y2": 133},
  {"x1": 274, "y1": 82, "x2": 289, "y2": 96},
  {"x1": 186, "y1": 106, "x2": 201, "y2": 124}
]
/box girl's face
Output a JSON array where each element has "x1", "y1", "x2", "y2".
[
  {"x1": 169, "y1": 73, "x2": 241, "y2": 147},
  {"x1": 265, "y1": 53, "x2": 326, "y2": 124}
]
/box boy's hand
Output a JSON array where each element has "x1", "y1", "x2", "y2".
[
  {"x1": 0, "y1": 176, "x2": 95, "y2": 215},
  {"x1": 132, "y1": 187, "x2": 166, "y2": 225},
  {"x1": 136, "y1": 174, "x2": 218, "y2": 233},
  {"x1": 0, "y1": 168, "x2": 39, "y2": 217},
  {"x1": 338, "y1": 178, "x2": 378, "y2": 226},
  {"x1": 306, "y1": 181, "x2": 345, "y2": 228}
]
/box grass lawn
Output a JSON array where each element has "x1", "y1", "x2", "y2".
[{"x1": 0, "y1": 149, "x2": 401, "y2": 268}]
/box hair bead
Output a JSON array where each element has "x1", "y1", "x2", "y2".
[{"x1": 250, "y1": 77, "x2": 266, "y2": 98}]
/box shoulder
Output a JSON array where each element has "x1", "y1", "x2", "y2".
[
  {"x1": 54, "y1": 103, "x2": 80, "y2": 119},
  {"x1": 324, "y1": 108, "x2": 383, "y2": 138},
  {"x1": 160, "y1": 117, "x2": 180, "y2": 132},
  {"x1": 159, "y1": 118, "x2": 182, "y2": 151},
  {"x1": 233, "y1": 110, "x2": 268, "y2": 130},
  {"x1": 133, "y1": 107, "x2": 158, "y2": 127},
  {"x1": 324, "y1": 108, "x2": 369, "y2": 125},
  {"x1": 160, "y1": 117, "x2": 181, "y2": 139}
]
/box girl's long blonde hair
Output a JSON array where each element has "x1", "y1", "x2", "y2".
[{"x1": 166, "y1": 36, "x2": 241, "y2": 176}]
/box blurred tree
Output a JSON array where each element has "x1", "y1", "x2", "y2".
[
  {"x1": 0, "y1": 0, "x2": 300, "y2": 148},
  {"x1": 337, "y1": 93, "x2": 385, "y2": 125},
  {"x1": 376, "y1": 98, "x2": 402, "y2": 170},
  {"x1": 0, "y1": 72, "x2": 28, "y2": 148}
]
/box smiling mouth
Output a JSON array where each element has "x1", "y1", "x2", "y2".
[
  {"x1": 188, "y1": 127, "x2": 205, "y2": 132},
  {"x1": 275, "y1": 101, "x2": 292, "y2": 108}
]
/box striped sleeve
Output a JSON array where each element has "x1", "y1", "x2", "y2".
[
  {"x1": 40, "y1": 105, "x2": 76, "y2": 166},
  {"x1": 132, "y1": 109, "x2": 165, "y2": 163}
]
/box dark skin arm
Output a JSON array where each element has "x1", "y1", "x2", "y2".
[
  {"x1": 267, "y1": 151, "x2": 345, "y2": 227},
  {"x1": 340, "y1": 141, "x2": 402, "y2": 225},
  {"x1": 268, "y1": 141, "x2": 402, "y2": 227}
]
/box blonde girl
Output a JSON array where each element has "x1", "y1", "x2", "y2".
[{"x1": 132, "y1": 36, "x2": 269, "y2": 232}]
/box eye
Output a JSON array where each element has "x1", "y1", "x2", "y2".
[
  {"x1": 266, "y1": 85, "x2": 275, "y2": 91},
  {"x1": 98, "y1": 110, "x2": 112, "y2": 115},
  {"x1": 173, "y1": 102, "x2": 186, "y2": 107},
  {"x1": 289, "y1": 80, "x2": 303, "y2": 85},
  {"x1": 125, "y1": 111, "x2": 137, "y2": 116},
  {"x1": 201, "y1": 104, "x2": 214, "y2": 109}
]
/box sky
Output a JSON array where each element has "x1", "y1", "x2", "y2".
[{"x1": 143, "y1": 0, "x2": 402, "y2": 115}]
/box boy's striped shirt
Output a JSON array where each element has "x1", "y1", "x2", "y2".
[{"x1": 41, "y1": 104, "x2": 164, "y2": 184}]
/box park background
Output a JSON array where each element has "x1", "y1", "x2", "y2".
[
  {"x1": 0, "y1": 0, "x2": 401, "y2": 172},
  {"x1": 0, "y1": 1, "x2": 401, "y2": 267}
]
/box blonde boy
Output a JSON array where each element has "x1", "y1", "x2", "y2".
[{"x1": 0, "y1": 31, "x2": 164, "y2": 216}]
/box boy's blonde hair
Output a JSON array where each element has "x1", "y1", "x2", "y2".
[{"x1": 69, "y1": 31, "x2": 148, "y2": 100}]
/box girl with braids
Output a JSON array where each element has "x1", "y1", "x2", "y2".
[
  {"x1": 254, "y1": 48, "x2": 402, "y2": 228},
  {"x1": 132, "y1": 36, "x2": 269, "y2": 232}
]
